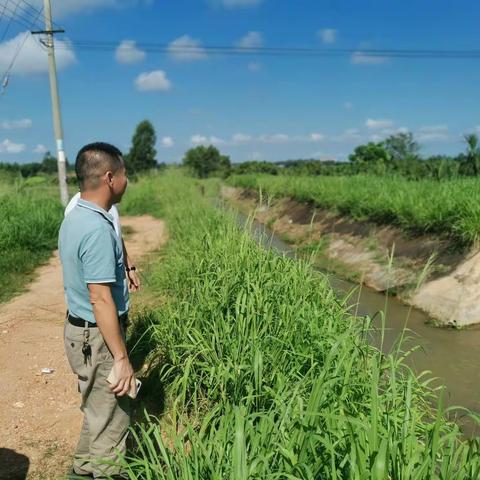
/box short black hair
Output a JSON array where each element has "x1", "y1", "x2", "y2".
[{"x1": 75, "y1": 142, "x2": 124, "y2": 191}]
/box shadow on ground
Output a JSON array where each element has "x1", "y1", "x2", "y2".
[
  {"x1": 0, "y1": 448, "x2": 29, "y2": 480},
  {"x1": 127, "y1": 309, "x2": 166, "y2": 423}
]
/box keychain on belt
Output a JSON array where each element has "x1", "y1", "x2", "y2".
[{"x1": 82, "y1": 321, "x2": 92, "y2": 366}]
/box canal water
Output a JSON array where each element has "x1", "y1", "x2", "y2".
[{"x1": 232, "y1": 208, "x2": 480, "y2": 434}]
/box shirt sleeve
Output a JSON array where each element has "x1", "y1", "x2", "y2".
[{"x1": 79, "y1": 227, "x2": 117, "y2": 284}]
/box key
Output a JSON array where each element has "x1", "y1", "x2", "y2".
[{"x1": 82, "y1": 341, "x2": 92, "y2": 366}]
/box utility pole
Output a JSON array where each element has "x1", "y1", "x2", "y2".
[{"x1": 39, "y1": 0, "x2": 68, "y2": 206}]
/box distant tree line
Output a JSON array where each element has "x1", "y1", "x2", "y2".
[
  {"x1": 0, "y1": 152, "x2": 68, "y2": 178},
  {"x1": 0, "y1": 119, "x2": 166, "y2": 180},
  {"x1": 4, "y1": 125, "x2": 479, "y2": 182},
  {"x1": 346, "y1": 132, "x2": 480, "y2": 180},
  {"x1": 182, "y1": 131, "x2": 480, "y2": 181}
]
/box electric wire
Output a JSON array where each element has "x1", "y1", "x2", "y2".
[
  {"x1": 0, "y1": 0, "x2": 43, "y2": 95},
  {"x1": 0, "y1": 1, "x2": 479, "y2": 62},
  {"x1": 0, "y1": 1, "x2": 38, "y2": 31},
  {"x1": 0, "y1": 0, "x2": 56, "y2": 34},
  {"x1": 0, "y1": 0, "x2": 23, "y2": 42},
  {"x1": 57, "y1": 40, "x2": 480, "y2": 60},
  {"x1": 0, "y1": 1, "x2": 8, "y2": 23},
  {"x1": 14, "y1": 0, "x2": 61, "y2": 30}
]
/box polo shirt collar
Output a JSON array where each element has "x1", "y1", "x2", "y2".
[{"x1": 77, "y1": 198, "x2": 115, "y2": 226}]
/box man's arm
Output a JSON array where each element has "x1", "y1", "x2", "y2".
[
  {"x1": 122, "y1": 239, "x2": 140, "y2": 292},
  {"x1": 88, "y1": 283, "x2": 135, "y2": 397}
]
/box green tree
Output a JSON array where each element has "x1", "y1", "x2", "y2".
[
  {"x1": 40, "y1": 151, "x2": 58, "y2": 174},
  {"x1": 125, "y1": 120, "x2": 157, "y2": 174},
  {"x1": 182, "y1": 145, "x2": 231, "y2": 178},
  {"x1": 424, "y1": 155, "x2": 460, "y2": 181},
  {"x1": 348, "y1": 142, "x2": 391, "y2": 174},
  {"x1": 384, "y1": 132, "x2": 420, "y2": 162},
  {"x1": 383, "y1": 132, "x2": 420, "y2": 176},
  {"x1": 463, "y1": 133, "x2": 480, "y2": 176},
  {"x1": 231, "y1": 160, "x2": 279, "y2": 176}
]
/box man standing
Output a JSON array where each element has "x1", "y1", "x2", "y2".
[
  {"x1": 59, "y1": 142, "x2": 135, "y2": 479},
  {"x1": 65, "y1": 191, "x2": 141, "y2": 293}
]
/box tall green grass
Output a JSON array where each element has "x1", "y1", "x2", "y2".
[
  {"x1": 227, "y1": 174, "x2": 480, "y2": 247},
  {"x1": 115, "y1": 171, "x2": 480, "y2": 479},
  {"x1": 0, "y1": 177, "x2": 63, "y2": 303}
]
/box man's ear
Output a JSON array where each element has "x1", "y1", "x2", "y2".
[{"x1": 105, "y1": 171, "x2": 114, "y2": 186}]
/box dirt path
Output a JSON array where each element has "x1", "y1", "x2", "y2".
[{"x1": 0, "y1": 216, "x2": 166, "y2": 480}]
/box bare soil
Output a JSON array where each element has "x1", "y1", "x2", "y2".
[{"x1": 0, "y1": 215, "x2": 166, "y2": 480}]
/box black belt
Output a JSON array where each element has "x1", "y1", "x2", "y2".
[{"x1": 67, "y1": 312, "x2": 128, "y2": 328}]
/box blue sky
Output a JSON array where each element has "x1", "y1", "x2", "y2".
[{"x1": 0, "y1": 0, "x2": 479, "y2": 164}]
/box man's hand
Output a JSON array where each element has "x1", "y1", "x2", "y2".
[
  {"x1": 122, "y1": 240, "x2": 140, "y2": 292},
  {"x1": 127, "y1": 269, "x2": 140, "y2": 292},
  {"x1": 110, "y1": 356, "x2": 136, "y2": 397},
  {"x1": 87, "y1": 282, "x2": 135, "y2": 396}
]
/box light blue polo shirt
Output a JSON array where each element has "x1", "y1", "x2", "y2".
[{"x1": 58, "y1": 198, "x2": 129, "y2": 324}]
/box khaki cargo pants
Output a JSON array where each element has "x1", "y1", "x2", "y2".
[{"x1": 64, "y1": 320, "x2": 130, "y2": 478}]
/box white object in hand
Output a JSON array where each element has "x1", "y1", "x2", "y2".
[{"x1": 106, "y1": 368, "x2": 141, "y2": 399}]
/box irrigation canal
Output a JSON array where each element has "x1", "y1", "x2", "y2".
[{"x1": 231, "y1": 207, "x2": 480, "y2": 435}]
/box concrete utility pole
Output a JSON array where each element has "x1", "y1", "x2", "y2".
[{"x1": 42, "y1": 0, "x2": 68, "y2": 206}]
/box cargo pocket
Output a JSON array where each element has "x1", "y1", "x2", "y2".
[{"x1": 64, "y1": 323, "x2": 91, "y2": 397}]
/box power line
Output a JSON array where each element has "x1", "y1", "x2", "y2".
[
  {"x1": 0, "y1": 1, "x2": 9, "y2": 23},
  {"x1": 54, "y1": 40, "x2": 480, "y2": 60},
  {"x1": 0, "y1": 2, "x2": 40, "y2": 32},
  {"x1": 0, "y1": 0, "x2": 43, "y2": 95},
  {"x1": 0, "y1": 2, "x2": 478, "y2": 62},
  {"x1": 15, "y1": 0, "x2": 60, "y2": 29},
  {"x1": 0, "y1": 0, "x2": 56, "y2": 34},
  {"x1": 0, "y1": 0, "x2": 23, "y2": 42}
]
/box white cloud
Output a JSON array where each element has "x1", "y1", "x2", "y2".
[
  {"x1": 168, "y1": 35, "x2": 207, "y2": 62},
  {"x1": 33, "y1": 144, "x2": 48, "y2": 154},
  {"x1": 351, "y1": 49, "x2": 388, "y2": 65},
  {"x1": 0, "y1": 118, "x2": 32, "y2": 129},
  {"x1": 115, "y1": 40, "x2": 146, "y2": 64},
  {"x1": 161, "y1": 136, "x2": 174, "y2": 148},
  {"x1": 310, "y1": 133, "x2": 325, "y2": 142},
  {"x1": 381, "y1": 127, "x2": 408, "y2": 136},
  {"x1": 417, "y1": 125, "x2": 450, "y2": 142},
  {"x1": 191, "y1": 134, "x2": 208, "y2": 145},
  {"x1": 259, "y1": 133, "x2": 290, "y2": 143},
  {"x1": 232, "y1": 133, "x2": 252, "y2": 144},
  {"x1": 368, "y1": 126, "x2": 409, "y2": 142},
  {"x1": 134, "y1": 70, "x2": 171, "y2": 91},
  {"x1": 213, "y1": 0, "x2": 263, "y2": 7},
  {"x1": 248, "y1": 62, "x2": 262, "y2": 72},
  {"x1": 235, "y1": 31, "x2": 263, "y2": 49},
  {"x1": 317, "y1": 29, "x2": 337, "y2": 44},
  {"x1": 332, "y1": 128, "x2": 362, "y2": 142},
  {"x1": 213, "y1": 136, "x2": 225, "y2": 145},
  {"x1": 366, "y1": 118, "x2": 394, "y2": 129},
  {"x1": 0, "y1": 139, "x2": 25, "y2": 153},
  {"x1": 366, "y1": 126, "x2": 413, "y2": 143},
  {"x1": 0, "y1": 32, "x2": 75, "y2": 75},
  {"x1": 190, "y1": 134, "x2": 225, "y2": 145}
]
